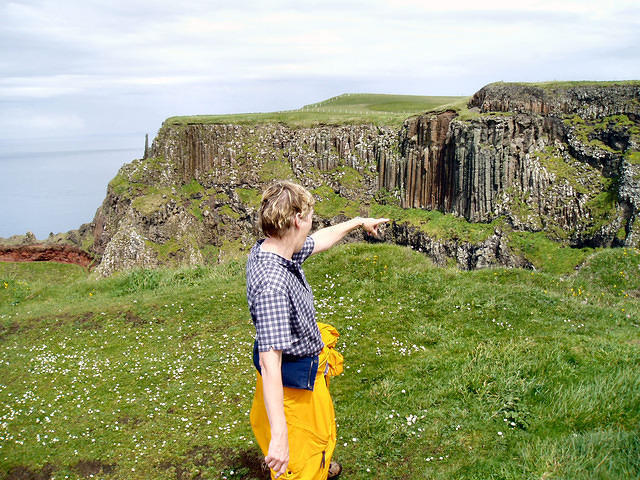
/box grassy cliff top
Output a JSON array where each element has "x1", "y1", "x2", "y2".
[
  {"x1": 1, "y1": 244, "x2": 639, "y2": 479},
  {"x1": 164, "y1": 93, "x2": 468, "y2": 128},
  {"x1": 164, "y1": 82, "x2": 640, "y2": 129}
]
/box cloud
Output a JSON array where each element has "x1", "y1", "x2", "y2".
[
  {"x1": 1, "y1": 0, "x2": 639, "y2": 140},
  {"x1": 0, "y1": 107, "x2": 85, "y2": 137}
]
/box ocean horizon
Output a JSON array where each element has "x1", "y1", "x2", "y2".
[{"x1": 1, "y1": 134, "x2": 144, "y2": 240}]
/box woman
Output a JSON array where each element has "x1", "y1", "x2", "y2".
[{"x1": 246, "y1": 180, "x2": 388, "y2": 479}]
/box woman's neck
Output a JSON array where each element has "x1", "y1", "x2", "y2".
[{"x1": 261, "y1": 236, "x2": 295, "y2": 260}]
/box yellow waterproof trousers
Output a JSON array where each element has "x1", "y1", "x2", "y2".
[{"x1": 250, "y1": 323, "x2": 343, "y2": 480}]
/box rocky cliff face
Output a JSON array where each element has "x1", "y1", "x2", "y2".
[
  {"x1": 151, "y1": 123, "x2": 397, "y2": 190},
  {"x1": 89, "y1": 124, "x2": 399, "y2": 275},
  {"x1": 382, "y1": 82, "x2": 640, "y2": 248},
  {"x1": 469, "y1": 82, "x2": 640, "y2": 118},
  {"x1": 74, "y1": 81, "x2": 639, "y2": 275},
  {"x1": 0, "y1": 244, "x2": 94, "y2": 268}
]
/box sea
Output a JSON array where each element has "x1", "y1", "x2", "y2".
[{"x1": 1, "y1": 135, "x2": 144, "y2": 240}]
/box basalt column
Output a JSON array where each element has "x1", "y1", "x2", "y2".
[{"x1": 394, "y1": 111, "x2": 457, "y2": 210}]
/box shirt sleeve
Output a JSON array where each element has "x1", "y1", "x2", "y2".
[
  {"x1": 292, "y1": 236, "x2": 315, "y2": 265},
  {"x1": 251, "y1": 287, "x2": 293, "y2": 352}
]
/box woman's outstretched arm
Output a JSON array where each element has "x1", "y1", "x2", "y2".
[{"x1": 311, "y1": 217, "x2": 389, "y2": 255}]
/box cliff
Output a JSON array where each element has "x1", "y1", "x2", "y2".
[
  {"x1": 52, "y1": 81, "x2": 640, "y2": 275},
  {"x1": 0, "y1": 244, "x2": 94, "y2": 268},
  {"x1": 88, "y1": 124, "x2": 399, "y2": 275},
  {"x1": 469, "y1": 81, "x2": 640, "y2": 117},
  {"x1": 384, "y1": 100, "x2": 640, "y2": 246}
]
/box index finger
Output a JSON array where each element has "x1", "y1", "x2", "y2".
[{"x1": 274, "y1": 462, "x2": 288, "y2": 478}]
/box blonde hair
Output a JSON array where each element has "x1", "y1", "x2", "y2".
[{"x1": 259, "y1": 181, "x2": 315, "y2": 238}]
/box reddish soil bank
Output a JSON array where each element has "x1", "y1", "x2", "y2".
[{"x1": 0, "y1": 244, "x2": 94, "y2": 268}]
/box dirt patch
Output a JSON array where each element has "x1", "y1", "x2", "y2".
[
  {"x1": 158, "y1": 446, "x2": 266, "y2": 480},
  {"x1": 31, "y1": 311, "x2": 99, "y2": 331},
  {"x1": 219, "y1": 447, "x2": 267, "y2": 479},
  {"x1": 123, "y1": 310, "x2": 147, "y2": 326},
  {"x1": 117, "y1": 415, "x2": 142, "y2": 426},
  {"x1": 158, "y1": 445, "x2": 216, "y2": 480},
  {"x1": 0, "y1": 244, "x2": 94, "y2": 269},
  {"x1": 0, "y1": 321, "x2": 20, "y2": 340},
  {"x1": 181, "y1": 332, "x2": 198, "y2": 342},
  {"x1": 4, "y1": 463, "x2": 55, "y2": 480},
  {"x1": 71, "y1": 459, "x2": 116, "y2": 478},
  {"x1": 1, "y1": 311, "x2": 100, "y2": 339},
  {"x1": 74, "y1": 312, "x2": 99, "y2": 329},
  {"x1": 187, "y1": 445, "x2": 216, "y2": 467}
]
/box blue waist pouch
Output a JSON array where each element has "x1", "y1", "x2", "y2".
[{"x1": 253, "y1": 341, "x2": 319, "y2": 391}]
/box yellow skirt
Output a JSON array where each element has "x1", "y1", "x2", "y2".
[{"x1": 250, "y1": 323, "x2": 343, "y2": 480}]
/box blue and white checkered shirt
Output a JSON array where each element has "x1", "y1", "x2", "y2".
[{"x1": 246, "y1": 236, "x2": 324, "y2": 357}]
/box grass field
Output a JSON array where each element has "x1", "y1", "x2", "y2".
[
  {"x1": 165, "y1": 93, "x2": 468, "y2": 128},
  {"x1": 1, "y1": 243, "x2": 639, "y2": 479},
  {"x1": 162, "y1": 81, "x2": 640, "y2": 129}
]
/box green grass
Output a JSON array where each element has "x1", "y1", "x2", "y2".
[
  {"x1": 131, "y1": 191, "x2": 171, "y2": 216},
  {"x1": 301, "y1": 93, "x2": 465, "y2": 114},
  {"x1": 508, "y1": 232, "x2": 594, "y2": 274},
  {"x1": 369, "y1": 203, "x2": 496, "y2": 244},
  {"x1": 312, "y1": 186, "x2": 361, "y2": 218},
  {"x1": 181, "y1": 180, "x2": 205, "y2": 197},
  {"x1": 625, "y1": 151, "x2": 640, "y2": 165},
  {"x1": 235, "y1": 188, "x2": 261, "y2": 209},
  {"x1": 1, "y1": 243, "x2": 639, "y2": 480},
  {"x1": 165, "y1": 93, "x2": 468, "y2": 129},
  {"x1": 258, "y1": 160, "x2": 295, "y2": 183}
]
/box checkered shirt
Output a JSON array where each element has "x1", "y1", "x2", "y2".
[{"x1": 246, "y1": 236, "x2": 324, "y2": 357}]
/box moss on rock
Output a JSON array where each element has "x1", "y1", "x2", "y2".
[
  {"x1": 132, "y1": 193, "x2": 170, "y2": 216},
  {"x1": 626, "y1": 151, "x2": 640, "y2": 165},
  {"x1": 369, "y1": 202, "x2": 495, "y2": 243},
  {"x1": 258, "y1": 160, "x2": 295, "y2": 183},
  {"x1": 533, "y1": 147, "x2": 591, "y2": 195},
  {"x1": 181, "y1": 179, "x2": 205, "y2": 197},
  {"x1": 235, "y1": 188, "x2": 261, "y2": 209},
  {"x1": 218, "y1": 205, "x2": 241, "y2": 220},
  {"x1": 311, "y1": 186, "x2": 360, "y2": 218},
  {"x1": 145, "y1": 239, "x2": 179, "y2": 263}
]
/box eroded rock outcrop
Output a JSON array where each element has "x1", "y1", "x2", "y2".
[
  {"x1": 382, "y1": 82, "x2": 640, "y2": 248},
  {"x1": 387, "y1": 222, "x2": 532, "y2": 270},
  {"x1": 89, "y1": 124, "x2": 400, "y2": 276},
  {"x1": 469, "y1": 82, "x2": 640, "y2": 118},
  {"x1": 150, "y1": 123, "x2": 396, "y2": 192},
  {"x1": 0, "y1": 244, "x2": 94, "y2": 268}
]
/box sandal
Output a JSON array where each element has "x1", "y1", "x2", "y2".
[{"x1": 328, "y1": 460, "x2": 342, "y2": 478}]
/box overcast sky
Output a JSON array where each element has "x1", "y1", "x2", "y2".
[{"x1": 1, "y1": 0, "x2": 639, "y2": 143}]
